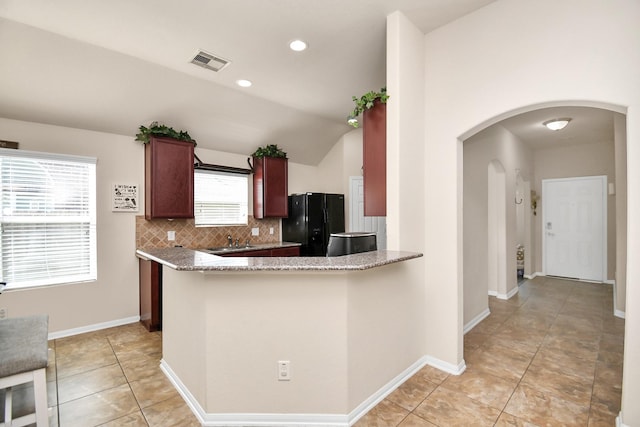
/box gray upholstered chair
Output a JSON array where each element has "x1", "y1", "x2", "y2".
[{"x1": 0, "y1": 314, "x2": 49, "y2": 427}]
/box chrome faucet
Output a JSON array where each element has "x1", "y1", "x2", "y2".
[
  {"x1": 235, "y1": 238, "x2": 240, "y2": 247},
  {"x1": 227, "y1": 234, "x2": 233, "y2": 247}
]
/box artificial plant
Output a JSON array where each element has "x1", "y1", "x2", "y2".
[
  {"x1": 135, "y1": 121, "x2": 197, "y2": 145},
  {"x1": 347, "y1": 87, "x2": 389, "y2": 128},
  {"x1": 251, "y1": 144, "x2": 287, "y2": 158}
]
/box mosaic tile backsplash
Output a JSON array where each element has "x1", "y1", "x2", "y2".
[{"x1": 136, "y1": 216, "x2": 281, "y2": 249}]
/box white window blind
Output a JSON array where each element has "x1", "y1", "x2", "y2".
[
  {"x1": 0, "y1": 149, "x2": 97, "y2": 289},
  {"x1": 194, "y1": 170, "x2": 248, "y2": 226}
]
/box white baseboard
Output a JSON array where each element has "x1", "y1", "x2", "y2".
[
  {"x1": 162, "y1": 357, "x2": 431, "y2": 426},
  {"x1": 48, "y1": 316, "x2": 140, "y2": 340},
  {"x1": 423, "y1": 355, "x2": 466, "y2": 376},
  {"x1": 464, "y1": 308, "x2": 490, "y2": 334},
  {"x1": 605, "y1": 279, "x2": 615, "y2": 285},
  {"x1": 489, "y1": 286, "x2": 519, "y2": 301},
  {"x1": 616, "y1": 412, "x2": 630, "y2": 427},
  {"x1": 524, "y1": 272, "x2": 543, "y2": 280},
  {"x1": 160, "y1": 354, "x2": 463, "y2": 426},
  {"x1": 163, "y1": 358, "x2": 348, "y2": 426},
  {"x1": 497, "y1": 286, "x2": 519, "y2": 300},
  {"x1": 347, "y1": 357, "x2": 430, "y2": 425},
  {"x1": 607, "y1": 280, "x2": 625, "y2": 319}
]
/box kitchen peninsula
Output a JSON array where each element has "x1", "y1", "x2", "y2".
[{"x1": 136, "y1": 247, "x2": 423, "y2": 426}]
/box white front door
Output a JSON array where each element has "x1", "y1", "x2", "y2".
[{"x1": 543, "y1": 176, "x2": 606, "y2": 281}]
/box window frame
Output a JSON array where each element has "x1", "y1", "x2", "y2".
[
  {"x1": 193, "y1": 168, "x2": 249, "y2": 227},
  {"x1": 0, "y1": 148, "x2": 97, "y2": 290}
]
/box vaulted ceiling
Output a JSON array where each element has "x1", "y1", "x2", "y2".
[
  {"x1": 0, "y1": 0, "x2": 496, "y2": 164},
  {"x1": 0, "y1": 1, "x2": 614, "y2": 165}
]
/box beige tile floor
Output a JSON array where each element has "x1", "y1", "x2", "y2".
[
  {"x1": 355, "y1": 276, "x2": 625, "y2": 426},
  {"x1": 1, "y1": 276, "x2": 624, "y2": 426},
  {"x1": 1, "y1": 322, "x2": 199, "y2": 426}
]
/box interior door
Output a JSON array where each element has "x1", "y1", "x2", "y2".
[
  {"x1": 543, "y1": 176, "x2": 606, "y2": 281},
  {"x1": 349, "y1": 177, "x2": 387, "y2": 249}
]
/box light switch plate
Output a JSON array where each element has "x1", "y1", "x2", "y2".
[{"x1": 278, "y1": 361, "x2": 290, "y2": 381}]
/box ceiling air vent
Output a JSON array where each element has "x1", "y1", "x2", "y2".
[{"x1": 190, "y1": 50, "x2": 230, "y2": 72}]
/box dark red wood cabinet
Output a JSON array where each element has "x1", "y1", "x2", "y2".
[
  {"x1": 363, "y1": 101, "x2": 386, "y2": 216},
  {"x1": 145, "y1": 136, "x2": 194, "y2": 219},
  {"x1": 220, "y1": 246, "x2": 300, "y2": 257},
  {"x1": 252, "y1": 156, "x2": 288, "y2": 219},
  {"x1": 271, "y1": 246, "x2": 300, "y2": 257},
  {"x1": 139, "y1": 258, "x2": 162, "y2": 332}
]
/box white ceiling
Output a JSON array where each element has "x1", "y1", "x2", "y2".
[
  {"x1": 498, "y1": 106, "x2": 615, "y2": 150},
  {"x1": 0, "y1": 0, "x2": 496, "y2": 165},
  {"x1": 0, "y1": 1, "x2": 613, "y2": 165}
]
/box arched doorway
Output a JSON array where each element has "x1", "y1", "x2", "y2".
[{"x1": 461, "y1": 103, "x2": 627, "y2": 335}]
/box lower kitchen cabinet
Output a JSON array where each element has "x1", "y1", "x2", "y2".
[
  {"x1": 220, "y1": 246, "x2": 300, "y2": 257},
  {"x1": 139, "y1": 258, "x2": 162, "y2": 332},
  {"x1": 221, "y1": 249, "x2": 271, "y2": 257},
  {"x1": 272, "y1": 246, "x2": 300, "y2": 256}
]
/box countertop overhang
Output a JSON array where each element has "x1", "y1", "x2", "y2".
[{"x1": 136, "y1": 246, "x2": 422, "y2": 271}]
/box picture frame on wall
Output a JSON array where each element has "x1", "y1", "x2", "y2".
[{"x1": 112, "y1": 183, "x2": 139, "y2": 212}]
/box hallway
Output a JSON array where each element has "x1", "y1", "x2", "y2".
[{"x1": 356, "y1": 276, "x2": 624, "y2": 426}]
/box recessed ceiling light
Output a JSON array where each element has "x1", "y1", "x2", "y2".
[
  {"x1": 236, "y1": 79, "x2": 252, "y2": 88},
  {"x1": 289, "y1": 39, "x2": 308, "y2": 52},
  {"x1": 543, "y1": 118, "x2": 571, "y2": 131}
]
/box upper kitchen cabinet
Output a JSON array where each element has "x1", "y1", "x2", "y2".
[
  {"x1": 145, "y1": 136, "x2": 194, "y2": 219},
  {"x1": 252, "y1": 156, "x2": 288, "y2": 219},
  {"x1": 363, "y1": 100, "x2": 386, "y2": 216}
]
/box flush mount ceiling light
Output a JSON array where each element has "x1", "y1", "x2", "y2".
[
  {"x1": 289, "y1": 39, "x2": 308, "y2": 52},
  {"x1": 543, "y1": 118, "x2": 572, "y2": 131},
  {"x1": 236, "y1": 79, "x2": 252, "y2": 88}
]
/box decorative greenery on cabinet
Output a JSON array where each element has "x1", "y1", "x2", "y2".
[
  {"x1": 135, "y1": 122, "x2": 197, "y2": 145},
  {"x1": 348, "y1": 87, "x2": 389, "y2": 128},
  {"x1": 251, "y1": 144, "x2": 287, "y2": 158}
]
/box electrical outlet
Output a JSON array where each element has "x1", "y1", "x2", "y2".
[
  {"x1": 0, "y1": 307, "x2": 7, "y2": 319},
  {"x1": 269, "y1": 227, "x2": 274, "y2": 235},
  {"x1": 278, "y1": 361, "x2": 290, "y2": 381},
  {"x1": 167, "y1": 231, "x2": 176, "y2": 241}
]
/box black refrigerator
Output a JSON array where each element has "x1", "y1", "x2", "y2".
[{"x1": 282, "y1": 193, "x2": 345, "y2": 256}]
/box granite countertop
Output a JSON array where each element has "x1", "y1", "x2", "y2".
[{"x1": 136, "y1": 246, "x2": 422, "y2": 272}]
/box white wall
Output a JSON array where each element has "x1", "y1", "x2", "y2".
[
  {"x1": 162, "y1": 261, "x2": 425, "y2": 418},
  {"x1": 463, "y1": 125, "x2": 532, "y2": 324},
  {"x1": 408, "y1": 0, "x2": 640, "y2": 423},
  {"x1": 0, "y1": 118, "x2": 143, "y2": 332},
  {"x1": 0, "y1": 117, "x2": 345, "y2": 334},
  {"x1": 387, "y1": 12, "x2": 431, "y2": 371},
  {"x1": 614, "y1": 113, "x2": 627, "y2": 314},
  {"x1": 313, "y1": 129, "x2": 364, "y2": 225}
]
